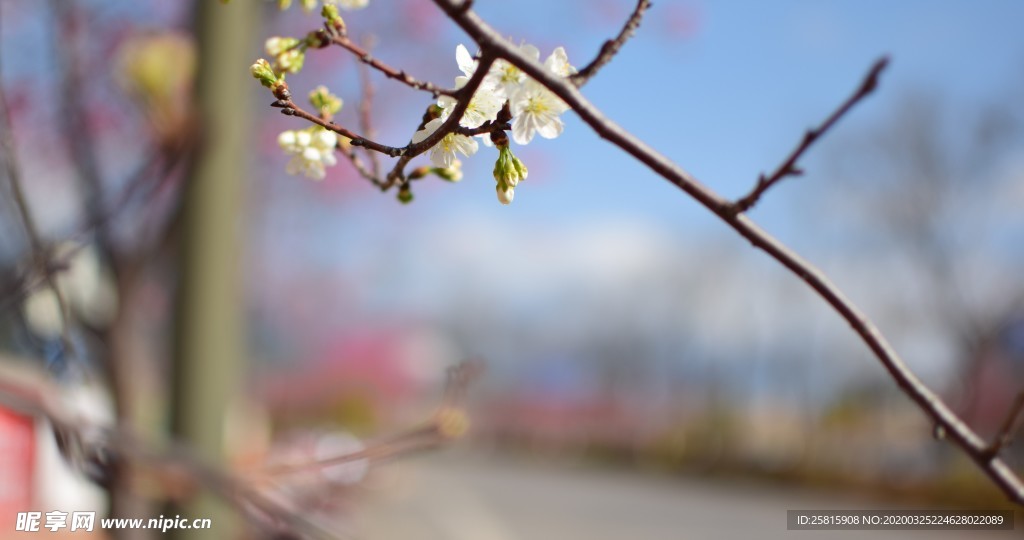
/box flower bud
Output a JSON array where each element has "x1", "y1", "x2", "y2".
[
  {"x1": 408, "y1": 166, "x2": 431, "y2": 180},
  {"x1": 277, "y1": 0, "x2": 292, "y2": 9},
  {"x1": 432, "y1": 160, "x2": 463, "y2": 182},
  {"x1": 397, "y1": 185, "x2": 414, "y2": 204},
  {"x1": 265, "y1": 36, "x2": 300, "y2": 56},
  {"x1": 309, "y1": 85, "x2": 343, "y2": 117},
  {"x1": 322, "y1": 4, "x2": 347, "y2": 34},
  {"x1": 250, "y1": 59, "x2": 279, "y2": 89},
  {"x1": 493, "y1": 145, "x2": 527, "y2": 189},
  {"x1": 274, "y1": 49, "x2": 305, "y2": 74},
  {"x1": 300, "y1": 0, "x2": 317, "y2": 12},
  {"x1": 496, "y1": 182, "x2": 515, "y2": 205},
  {"x1": 432, "y1": 165, "x2": 464, "y2": 182}
]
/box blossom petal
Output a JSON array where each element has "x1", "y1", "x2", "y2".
[
  {"x1": 544, "y1": 47, "x2": 575, "y2": 77},
  {"x1": 535, "y1": 115, "x2": 564, "y2": 139},
  {"x1": 316, "y1": 130, "x2": 338, "y2": 149},
  {"x1": 429, "y1": 145, "x2": 453, "y2": 168},
  {"x1": 278, "y1": 130, "x2": 297, "y2": 150},
  {"x1": 512, "y1": 115, "x2": 535, "y2": 145},
  {"x1": 411, "y1": 118, "x2": 443, "y2": 144},
  {"x1": 456, "y1": 44, "x2": 476, "y2": 76},
  {"x1": 453, "y1": 134, "x2": 479, "y2": 157},
  {"x1": 520, "y1": 43, "x2": 540, "y2": 61}
]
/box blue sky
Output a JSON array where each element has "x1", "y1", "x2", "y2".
[
  {"x1": 248, "y1": 1, "x2": 1024, "y2": 390},
  {"x1": 260, "y1": 0, "x2": 1024, "y2": 248}
]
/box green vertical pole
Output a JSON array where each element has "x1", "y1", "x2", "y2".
[{"x1": 171, "y1": 1, "x2": 258, "y2": 538}]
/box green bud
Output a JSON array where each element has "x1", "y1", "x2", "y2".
[
  {"x1": 493, "y1": 145, "x2": 527, "y2": 189},
  {"x1": 321, "y1": 4, "x2": 346, "y2": 34},
  {"x1": 408, "y1": 166, "x2": 431, "y2": 180},
  {"x1": 274, "y1": 48, "x2": 305, "y2": 74},
  {"x1": 265, "y1": 36, "x2": 300, "y2": 56},
  {"x1": 250, "y1": 58, "x2": 279, "y2": 89},
  {"x1": 397, "y1": 185, "x2": 414, "y2": 204},
  {"x1": 277, "y1": 0, "x2": 292, "y2": 9},
  {"x1": 432, "y1": 160, "x2": 463, "y2": 182},
  {"x1": 512, "y1": 157, "x2": 527, "y2": 180},
  {"x1": 309, "y1": 85, "x2": 343, "y2": 116},
  {"x1": 300, "y1": 0, "x2": 317, "y2": 13}
]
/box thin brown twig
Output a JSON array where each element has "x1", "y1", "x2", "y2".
[
  {"x1": 259, "y1": 360, "x2": 481, "y2": 479},
  {"x1": 0, "y1": 68, "x2": 76, "y2": 359},
  {"x1": 337, "y1": 143, "x2": 386, "y2": 188},
  {"x1": 331, "y1": 34, "x2": 456, "y2": 97},
  {"x1": 732, "y1": 57, "x2": 889, "y2": 213},
  {"x1": 355, "y1": 42, "x2": 382, "y2": 177},
  {"x1": 571, "y1": 0, "x2": 651, "y2": 87},
  {"x1": 986, "y1": 392, "x2": 1024, "y2": 459},
  {"x1": 0, "y1": 145, "x2": 184, "y2": 316},
  {"x1": 432, "y1": 0, "x2": 1024, "y2": 505},
  {"x1": 49, "y1": 1, "x2": 111, "y2": 249},
  {"x1": 280, "y1": 99, "x2": 404, "y2": 156}
]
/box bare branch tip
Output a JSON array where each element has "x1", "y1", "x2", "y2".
[{"x1": 862, "y1": 56, "x2": 891, "y2": 94}]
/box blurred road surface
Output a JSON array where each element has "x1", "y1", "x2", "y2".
[{"x1": 350, "y1": 451, "x2": 1018, "y2": 540}]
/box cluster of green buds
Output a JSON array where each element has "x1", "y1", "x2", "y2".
[
  {"x1": 491, "y1": 132, "x2": 528, "y2": 205},
  {"x1": 321, "y1": 4, "x2": 347, "y2": 34},
  {"x1": 265, "y1": 36, "x2": 305, "y2": 74},
  {"x1": 250, "y1": 58, "x2": 290, "y2": 100},
  {"x1": 309, "y1": 85, "x2": 343, "y2": 118}
]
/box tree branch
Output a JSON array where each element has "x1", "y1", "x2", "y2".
[
  {"x1": 733, "y1": 57, "x2": 889, "y2": 213},
  {"x1": 260, "y1": 360, "x2": 480, "y2": 479},
  {"x1": 355, "y1": 48, "x2": 382, "y2": 177},
  {"x1": 279, "y1": 99, "x2": 405, "y2": 157},
  {"x1": 331, "y1": 34, "x2": 456, "y2": 97},
  {"x1": 571, "y1": 0, "x2": 651, "y2": 87},
  {"x1": 985, "y1": 392, "x2": 1024, "y2": 460},
  {"x1": 0, "y1": 66, "x2": 76, "y2": 359},
  {"x1": 432, "y1": 0, "x2": 1024, "y2": 505}
]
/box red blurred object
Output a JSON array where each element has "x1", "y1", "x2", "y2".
[{"x1": 0, "y1": 406, "x2": 35, "y2": 529}]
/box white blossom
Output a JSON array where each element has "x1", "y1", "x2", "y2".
[
  {"x1": 544, "y1": 46, "x2": 576, "y2": 77},
  {"x1": 510, "y1": 79, "x2": 569, "y2": 145},
  {"x1": 278, "y1": 128, "x2": 339, "y2": 180},
  {"x1": 437, "y1": 76, "x2": 503, "y2": 129},
  {"x1": 489, "y1": 43, "x2": 540, "y2": 99},
  {"x1": 411, "y1": 118, "x2": 479, "y2": 168}
]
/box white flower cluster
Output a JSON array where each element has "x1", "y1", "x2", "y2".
[
  {"x1": 278, "y1": 127, "x2": 339, "y2": 180},
  {"x1": 412, "y1": 43, "x2": 575, "y2": 204}
]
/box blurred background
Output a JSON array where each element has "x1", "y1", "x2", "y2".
[{"x1": 1, "y1": 0, "x2": 1024, "y2": 538}]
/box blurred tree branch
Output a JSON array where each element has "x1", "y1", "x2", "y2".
[{"x1": 346, "y1": 0, "x2": 1021, "y2": 505}]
